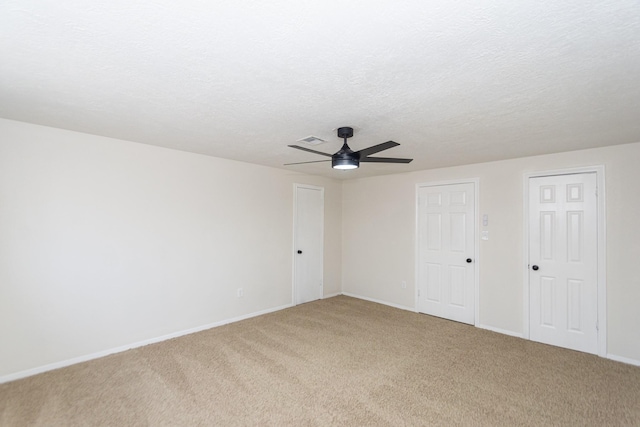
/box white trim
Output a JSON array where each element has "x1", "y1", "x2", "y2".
[
  {"x1": 292, "y1": 183, "x2": 325, "y2": 306},
  {"x1": 596, "y1": 169, "x2": 607, "y2": 358},
  {"x1": 473, "y1": 180, "x2": 480, "y2": 326},
  {"x1": 342, "y1": 292, "x2": 415, "y2": 312},
  {"x1": 477, "y1": 324, "x2": 523, "y2": 338},
  {"x1": 415, "y1": 178, "x2": 480, "y2": 325},
  {"x1": 607, "y1": 353, "x2": 640, "y2": 367},
  {"x1": 522, "y1": 175, "x2": 530, "y2": 340},
  {"x1": 0, "y1": 303, "x2": 293, "y2": 384},
  {"x1": 414, "y1": 185, "x2": 420, "y2": 312},
  {"x1": 322, "y1": 292, "x2": 342, "y2": 299},
  {"x1": 522, "y1": 165, "x2": 606, "y2": 357}
]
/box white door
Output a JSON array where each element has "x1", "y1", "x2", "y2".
[
  {"x1": 529, "y1": 173, "x2": 598, "y2": 354},
  {"x1": 293, "y1": 184, "x2": 323, "y2": 305},
  {"x1": 417, "y1": 182, "x2": 476, "y2": 324}
]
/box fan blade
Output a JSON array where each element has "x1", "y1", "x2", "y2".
[
  {"x1": 355, "y1": 141, "x2": 399, "y2": 157},
  {"x1": 360, "y1": 157, "x2": 413, "y2": 163},
  {"x1": 284, "y1": 160, "x2": 332, "y2": 166},
  {"x1": 288, "y1": 145, "x2": 333, "y2": 157}
]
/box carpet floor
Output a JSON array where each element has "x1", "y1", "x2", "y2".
[{"x1": 1, "y1": 295, "x2": 639, "y2": 426}]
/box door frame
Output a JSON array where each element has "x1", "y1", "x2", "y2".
[
  {"x1": 522, "y1": 166, "x2": 606, "y2": 357},
  {"x1": 292, "y1": 183, "x2": 324, "y2": 305},
  {"x1": 415, "y1": 178, "x2": 480, "y2": 326}
]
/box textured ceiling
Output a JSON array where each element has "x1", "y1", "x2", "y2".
[{"x1": 1, "y1": 1, "x2": 639, "y2": 179}]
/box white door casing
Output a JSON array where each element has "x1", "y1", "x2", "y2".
[
  {"x1": 528, "y1": 172, "x2": 599, "y2": 354},
  {"x1": 293, "y1": 184, "x2": 324, "y2": 305},
  {"x1": 417, "y1": 181, "x2": 477, "y2": 325}
]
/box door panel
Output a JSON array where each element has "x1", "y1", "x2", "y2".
[
  {"x1": 418, "y1": 182, "x2": 476, "y2": 324},
  {"x1": 449, "y1": 266, "x2": 466, "y2": 307},
  {"x1": 529, "y1": 173, "x2": 598, "y2": 354},
  {"x1": 426, "y1": 214, "x2": 442, "y2": 250},
  {"x1": 450, "y1": 213, "x2": 466, "y2": 252},
  {"x1": 425, "y1": 263, "x2": 441, "y2": 302}
]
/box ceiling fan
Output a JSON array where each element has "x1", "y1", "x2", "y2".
[{"x1": 285, "y1": 127, "x2": 413, "y2": 170}]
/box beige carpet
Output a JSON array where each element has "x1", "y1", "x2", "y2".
[{"x1": 1, "y1": 295, "x2": 639, "y2": 426}]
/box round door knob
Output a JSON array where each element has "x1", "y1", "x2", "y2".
[
  {"x1": 466, "y1": 258, "x2": 472, "y2": 263},
  {"x1": 297, "y1": 250, "x2": 302, "y2": 254},
  {"x1": 532, "y1": 265, "x2": 539, "y2": 271}
]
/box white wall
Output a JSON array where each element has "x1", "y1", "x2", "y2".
[
  {"x1": 342, "y1": 142, "x2": 640, "y2": 363},
  {"x1": 0, "y1": 118, "x2": 342, "y2": 380}
]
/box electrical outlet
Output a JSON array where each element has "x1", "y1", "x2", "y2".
[
  {"x1": 237, "y1": 288, "x2": 243, "y2": 298},
  {"x1": 401, "y1": 281, "x2": 407, "y2": 289}
]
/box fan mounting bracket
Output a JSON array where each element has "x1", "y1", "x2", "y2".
[{"x1": 337, "y1": 127, "x2": 354, "y2": 139}]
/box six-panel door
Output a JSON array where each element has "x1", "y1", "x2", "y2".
[
  {"x1": 529, "y1": 173, "x2": 598, "y2": 354},
  {"x1": 418, "y1": 183, "x2": 475, "y2": 325}
]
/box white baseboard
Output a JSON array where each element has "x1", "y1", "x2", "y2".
[
  {"x1": 322, "y1": 292, "x2": 342, "y2": 299},
  {"x1": 343, "y1": 293, "x2": 526, "y2": 339},
  {"x1": 0, "y1": 303, "x2": 293, "y2": 384},
  {"x1": 6, "y1": 296, "x2": 637, "y2": 384},
  {"x1": 341, "y1": 295, "x2": 640, "y2": 368},
  {"x1": 477, "y1": 324, "x2": 523, "y2": 338},
  {"x1": 342, "y1": 292, "x2": 415, "y2": 312},
  {"x1": 607, "y1": 353, "x2": 640, "y2": 367}
]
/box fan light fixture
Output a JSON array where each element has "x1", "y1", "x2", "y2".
[{"x1": 333, "y1": 160, "x2": 358, "y2": 170}]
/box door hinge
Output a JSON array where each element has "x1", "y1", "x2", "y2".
[{"x1": 596, "y1": 320, "x2": 599, "y2": 332}]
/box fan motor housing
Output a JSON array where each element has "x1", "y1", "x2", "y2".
[{"x1": 332, "y1": 144, "x2": 360, "y2": 169}]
